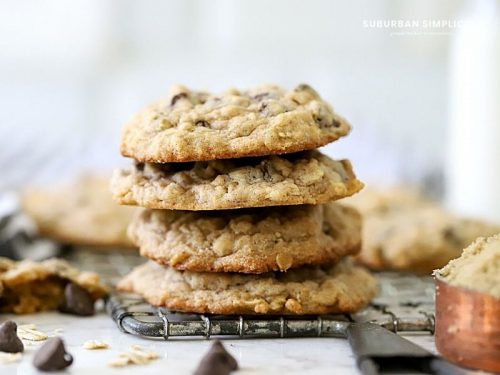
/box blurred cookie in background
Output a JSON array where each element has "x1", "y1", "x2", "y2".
[
  {"x1": 21, "y1": 175, "x2": 136, "y2": 248},
  {"x1": 345, "y1": 187, "x2": 500, "y2": 274}
]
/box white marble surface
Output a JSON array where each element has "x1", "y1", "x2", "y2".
[{"x1": 0, "y1": 312, "x2": 440, "y2": 375}]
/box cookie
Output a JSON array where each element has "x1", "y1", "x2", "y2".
[
  {"x1": 344, "y1": 186, "x2": 429, "y2": 213},
  {"x1": 111, "y1": 151, "x2": 363, "y2": 211},
  {"x1": 129, "y1": 203, "x2": 361, "y2": 273},
  {"x1": 120, "y1": 84, "x2": 351, "y2": 163},
  {"x1": 22, "y1": 175, "x2": 136, "y2": 247},
  {"x1": 0, "y1": 257, "x2": 107, "y2": 314},
  {"x1": 117, "y1": 259, "x2": 378, "y2": 315},
  {"x1": 435, "y1": 234, "x2": 500, "y2": 298},
  {"x1": 346, "y1": 188, "x2": 500, "y2": 274}
]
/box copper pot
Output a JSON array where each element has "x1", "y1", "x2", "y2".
[{"x1": 435, "y1": 278, "x2": 500, "y2": 373}]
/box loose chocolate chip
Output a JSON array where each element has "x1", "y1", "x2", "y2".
[
  {"x1": 59, "y1": 283, "x2": 95, "y2": 316},
  {"x1": 0, "y1": 321, "x2": 24, "y2": 353},
  {"x1": 33, "y1": 337, "x2": 73, "y2": 372},
  {"x1": 193, "y1": 340, "x2": 238, "y2": 375},
  {"x1": 171, "y1": 92, "x2": 188, "y2": 106},
  {"x1": 196, "y1": 120, "x2": 210, "y2": 128}
]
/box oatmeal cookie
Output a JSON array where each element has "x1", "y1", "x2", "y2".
[
  {"x1": 22, "y1": 175, "x2": 136, "y2": 247},
  {"x1": 120, "y1": 84, "x2": 350, "y2": 163},
  {"x1": 346, "y1": 188, "x2": 500, "y2": 274},
  {"x1": 117, "y1": 259, "x2": 378, "y2": 315},
  {"x1": 111, "y1": 151, "x2": 363, "y2": 210},
  {"x1": 130, "y1": 203, "x2": 361, "y2": 273}
]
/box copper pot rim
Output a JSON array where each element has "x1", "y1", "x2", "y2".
[{"x1": 435, "y1": 275, "x2": 500, "y2": 301}]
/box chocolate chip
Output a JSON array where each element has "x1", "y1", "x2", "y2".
[
  {"x1": 0, "y1": 321, "x2": 24, "y2": 353},
  {"x1": 198, "y1": 93, "x2": 209, "y2": 105},
  {"x1": 332, "y1": 118, "x2": 341, "y2": 128},
  {"x1": 196, "y1": 120, "x2": 210, "y2": 128},
  {"x1": 171, "y1": 92, "x2": 188, "y2": 106},
  {"x1": 134, "y1": 161, "x2": 145, "y2": 171},
  {"x1": 322, "y1": 222, "x2": 339, "y2": 238},
  {"x1": 193, "y1": 340, "x2": 238, "y2": 375},
  {"x1": 259, "y1": 161, "x2": 274, "y2": 182},
  {"x1": 313, "y1": 115, "x2": 331, "y2": 128},
  {"x1": 33, "y1": 337, "x2": 73, "y2": 372},
  {"x1": 253, "y1": 92, "x2": 269, "y2": 101},
  {"x1": 294, "y1": 83, "x2": 312, "y2": 92},
  {"x1": 442, "y1": 226, "x2": 462, "y2": 246},
  {"x1": 59, "y1": 283, "x2": 95, "y2": 316}
]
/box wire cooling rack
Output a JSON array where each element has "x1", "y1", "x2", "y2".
[{"x1": 67, "y1": 248, "x2": 436, "y2": 340}]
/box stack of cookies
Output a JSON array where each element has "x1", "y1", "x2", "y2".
[{"x1": 111, "y1": 84, "x2": 378, "y2": 315}]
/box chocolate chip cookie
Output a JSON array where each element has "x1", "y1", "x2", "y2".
[
  {"x1": 22, "y1": 175, "x2": 136, "y2": 247},
  {"x1": 346, "y1": 188, "x2": 500, "y2": 274},
  {"x1": 117, "y1": 259, "x2": 378, "y2": 315},
  {"x1": 129, "y1": 203, "x2": 361, "y2": 273},
  {"x1": 0, "y1": 257, "x2": 107, "y2": 314},
  {"x1": 120, "y1": 84, "x2": 350, "y2": 163},
  {"x1": 111, "y1": 151, "x2": 363, "y2": 210}
]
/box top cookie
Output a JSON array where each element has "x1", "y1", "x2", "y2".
[{"x1": 120, "y1": 84, "x2": 351, "y2": 162}]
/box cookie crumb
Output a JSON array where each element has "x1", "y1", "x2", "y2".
[
  {"x1": 108, "y1": 345, "x2": 158, "y2": 367},
  {"x1": 17, "y1": 324, "x2": 48, "y2": 341},
  {"x1": 83, "y1": 340, "x2": 109, "y2": 350},
  {"x1": 0, "y1": 352, "x2": 22, "y2": 364}
]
